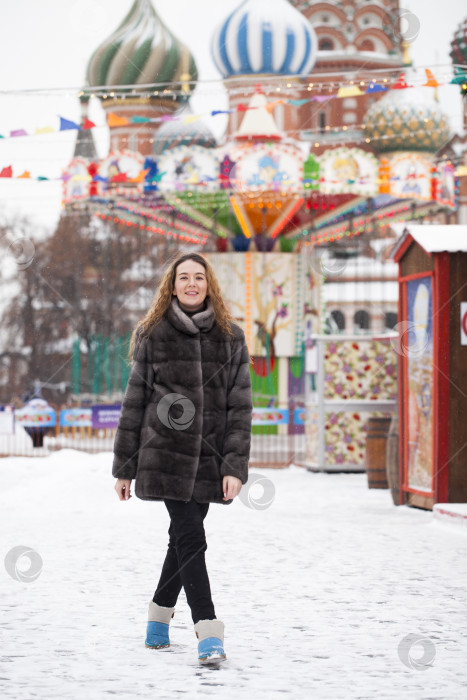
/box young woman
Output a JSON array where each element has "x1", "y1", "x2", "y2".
[{"x1": 112, "y1": 252, "x2": 253, "y2": 664}]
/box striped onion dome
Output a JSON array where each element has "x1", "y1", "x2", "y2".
[
  {"x1": 363, "y1": 87, "x2": 450, "y2": 153},
  {"x1": 211, "y1": 0, "x2": 317, "y2": 78},
  {"x1": 85, "y1": 0, "x2": 197, "y2": 101},
  {"x1": 153, "y1": 105, "x2": 217, "y2": 155},
  {"x1": 450, "y1": 17, "x2": 467, "y2": 65}
]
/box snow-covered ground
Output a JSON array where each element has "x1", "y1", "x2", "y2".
[{"x1": 1, "y1": 450, "x2": 466, "y2": 700}]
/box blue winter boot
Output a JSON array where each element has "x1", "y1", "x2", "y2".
[
  {"x1": 194, "y1": 619, "x2": 226, "y2": 664},
  {"x1": 145, "y1": 601, "x2": 175, "y2": 649}
]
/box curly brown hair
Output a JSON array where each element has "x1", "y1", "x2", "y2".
[{"x1": 128, "y1": 252, "x2": 253, "y2": 365}]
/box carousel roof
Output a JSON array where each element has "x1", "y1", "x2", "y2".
[
  {"x1": 234, "y1": 91, "x2": 282, "y2": 140},
  {"x1": 85, "y1": 0, "x2": 197, "y2": 100},
  {"x1": 211, "y1": 0, "x2": 317, "y2": 79},
  {"x1": 363, "y1": 85, "x2": 451, "y2": 153}
]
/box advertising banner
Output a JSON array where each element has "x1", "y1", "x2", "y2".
[{"x1": 91, "y1": 405, "x2": 121, "y2": 430}]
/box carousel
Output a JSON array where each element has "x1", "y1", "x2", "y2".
[{"x1": 61, "y1": 0, "x2": 459, "y2": 468}]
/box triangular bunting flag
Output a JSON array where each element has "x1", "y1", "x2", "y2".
[
  {"x1": 82, "y1": 118, "x2": 96, "y2": 130},
  {"x1": 366, "y1": 82, "x2": 388, "y2": 94},
  {"x1": 450, "y1": 69, "x2": 467, "y2": 93},
  {"x1": 59, "y1": 117, "x2": 80, "y2": 131},
  {"x1": 237, "y1": 104, "x2": 249, "y2": 112},
  {"x1": 392, "y1": 73, "x2": 412, "y2": 89},
  {"x1": 184, "y1": 115, "x2": 201, "y2": 125},
  {"x1": 35, "y1": 126, "x2": 54, "y2": 135},
  {"x1": 451, "y1": 68, "x2": 467, "y2": 84},
  {"x1": 312, "y1": 95, "x2": 335, "y2": 103},
  {"x1": 211, "y1": 110, "x2": 233, "y2": 116},
  {"x1": 423, "y1": 69, "x2": 440, "y2": 88},
  {"x1": 337, "y1": 85, "x2": 364, "y2": 97},
  {"x1": 17, "y1": 171, "x2": 31, "y2": 179},
  {"x1": 0, "y1": 166, "x2": 13, "y2": 177},
  {"x1": 131, "y1": 116, "x2": 151, "y2": 123},
  {"x1": 10, "y1": 129, "x2": 28, "y2": 137},
  {"x1": 287, "y1": 99, "x2": 309, "y2": 106},
  {"x1": 107, "y1": 113, "x2": 129, "y2": 127},
  {"x1": 265, "y1": 100, "x2": 285, "y2": 113},
  {"x1": 37, "y1": 176, "x2": 49, "y2": 181}
]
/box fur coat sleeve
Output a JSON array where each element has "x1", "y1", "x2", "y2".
[
  {"x1": 112, "y1": 331, "x2": 154, "y2": 480},
  {"x1": 220, "y1": 333, "x2": 253, "y2": 485}
]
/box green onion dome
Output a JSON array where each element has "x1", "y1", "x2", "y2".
[
  {"x1": 363, "y1": 87, "x2": 450, "y2": 153},
  {"x1": 85, "y1": 0, "x2": 198, "y2": 102}
]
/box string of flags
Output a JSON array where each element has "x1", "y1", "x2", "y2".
[{"x1": 0, "y1": 69, "x2": 466, "y2": 142}]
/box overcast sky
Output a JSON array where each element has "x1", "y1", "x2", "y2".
[{"x1": 0, "y1": 0, "x2": 465, "y2": 230}]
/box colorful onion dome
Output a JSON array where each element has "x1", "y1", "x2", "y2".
[
  {"x1": 211, "y1": 0, "x2": 317, "y2": 78},
  {"x1": 450, "y1": 17, "x2": 467, "y2": 65},
  {"x1": 363, "y1": 87, "x2": 450, "y2": 153},
  {"x1": 153, "y1": 105, "x2": 217, "y2": 155},
  {"x1": 85, "y1": 0, "x2": 197, "y2": 100}
]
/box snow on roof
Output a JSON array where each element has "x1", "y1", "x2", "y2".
[{"x1": 391, "y1": 224, "x2": 467, "y2": 255}]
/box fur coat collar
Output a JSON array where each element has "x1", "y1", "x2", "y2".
[{"x1": 166, "y1": 296, "x2": 215, "y2": 335}]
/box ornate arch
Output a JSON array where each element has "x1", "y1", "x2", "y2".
[
  {"x1": 315, "y1": 26, "x2": 347, "y2": 51},
  {"x1": 303, "y1": 3, "x2": 347, "y2": 24},
  {"x1": 355, "y1": 28, "x2": 394, "y2": 53},
  {"x1": 354, "y1": 4, "x2": 391, "y2": 25}
]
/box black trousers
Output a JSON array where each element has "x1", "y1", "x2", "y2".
[{"x1": 152, "y1": 497, "x2": 216, "y2": 625}]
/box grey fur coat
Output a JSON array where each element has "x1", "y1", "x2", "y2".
[{"x1": 112, "y1": 296, "x2": 253, "y2": 504}]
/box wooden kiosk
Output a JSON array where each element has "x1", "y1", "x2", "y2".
[{"x1": 392, "y1": 225, "x2": 467, "y2": 510}]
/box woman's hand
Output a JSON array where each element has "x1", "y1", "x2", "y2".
[
  {"x1": 222, "y1": 475, "x2": 242, "y2": 501},
  {"x1": 115, "y1": 479, "x2": 132, "y2": 501}
]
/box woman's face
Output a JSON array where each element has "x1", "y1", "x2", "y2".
[{"x1": 173, "y1": 260, "x2": 208, "y2": 311}]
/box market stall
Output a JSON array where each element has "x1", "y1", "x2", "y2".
[{"x1": 392, "y1": 224, "x2": 467, "y2": 509}]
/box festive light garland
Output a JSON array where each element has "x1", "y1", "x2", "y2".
[
  {"x1": 13, "y1": 202, "x2": 440, "y2": 247},
  {"x1": 1, "y1": 64, "x2": 465, "y2": 99},
  {"x1": 298, "y1": 202, "x2": 452, "y2": 247},
  {"x1": 1, "y1": 68, "x2": 466, "y2": 143},
  {"x1": 113, "y1": 200, "x2": 210, "y2": 240},
  {"x1": 93, "y1": 211, "x2": 207, "y2": 246},
  {"x1": 0, "y1": 66, "x2": 463, "y2": 243}
]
